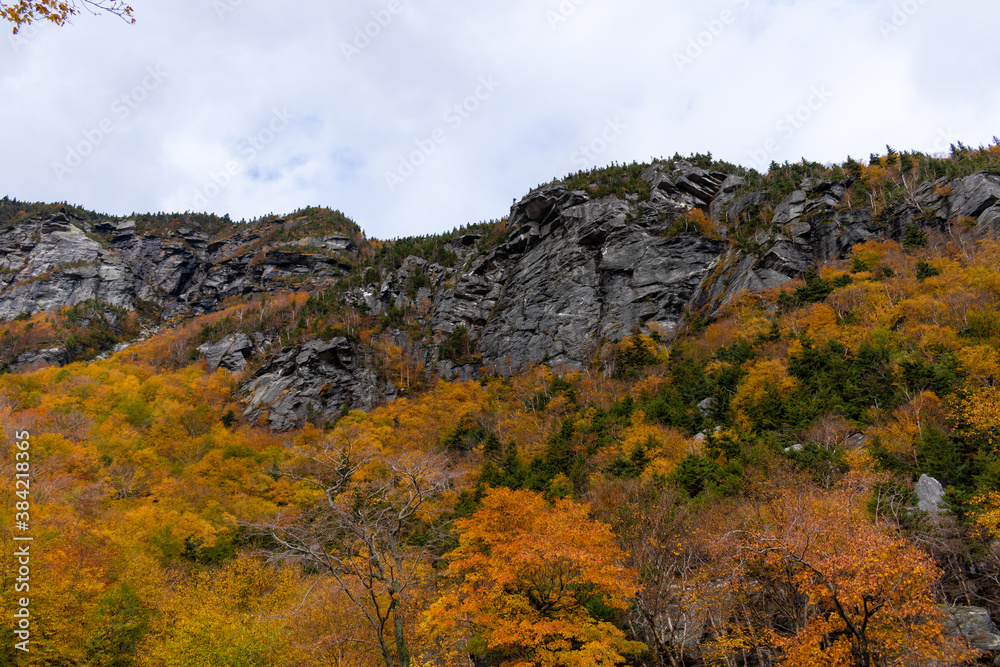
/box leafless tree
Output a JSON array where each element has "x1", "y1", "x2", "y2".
[{"x1": 255, "y1": 433, "x2": 455, "y2": 667}]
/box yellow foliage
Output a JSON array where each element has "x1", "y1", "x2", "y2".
[
  {"x1": 140, "y1": 556, "x2": 301, "y2": 667},
  {"x1": 628, "y1": 373, "x2": 669, "y2": 399},
  {"x1": 865, "y1": 392, "x2": 944, "y2": 464},
  {"x1": 851, "y1": 239, "x2": 901, "y2": 271},
  {"x1": 620, "y1": 410, "x2": 660, "y2": 451},
  {"x1": 719, "y1": 290, "x2": 775, "y2": 342},
  {"x1": 732, "y1": 359, "x2": 799, "y2": 431},
  {"x1": 973, "y1": 492, "x2": 1000, "y2": 542},
  {"x1": 703, "y1": 317, "x2": 741, "y2": 352},
  {"x1": 843, "y1": 447, "x2": 876, "y2": 473},
  {"x1": 955, "y1": 386, "x2": 1000, "y2": 449},
  {"x1": 288, "y1": 578, "x2": 383, "y2": 667},
  {"x1": 780, "y1": 302, "x2": 838, "y2": 341},
  {"x1": 958, "y1": 344, "x2": 1000, "y2": 386},
  {"x1": 680, "y1": 207, "x2": 720, "y2": 239}
]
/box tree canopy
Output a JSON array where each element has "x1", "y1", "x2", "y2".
[{"x1": 1, "y1": 0, "x2": 133, "y2": 33}]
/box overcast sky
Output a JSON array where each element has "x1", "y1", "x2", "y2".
[{"x1": 1, "y1": 1, "x2": 997, "y2": 239}]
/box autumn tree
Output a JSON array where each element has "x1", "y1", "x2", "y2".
[
  {"x1": 732, "y1": 358, "x2": 799, "y2": 432},
  {"x1": 587, "y1": 477, "x2": 720, "y2": 667},
  {"x1": 140, "y1": 556, "x2": 299, "y2": 667},
  {"x1": 953, "y1": 384, "x2": 1000, "y2": 450},
  {"x1": 1, "y1": 0, "x2": 133, "y2": 32},
  {"x1": 726, "y1": 484, "x2": 976, "y2": 667},
  {"x1": 258, "y1": 433, "x2": 454, "y2": 667},
  {"x1": 424, "y1": 487, "x2": 644, "y2": 666}
]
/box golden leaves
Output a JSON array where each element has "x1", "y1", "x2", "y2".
[
  {"x1": 954, "y1": 385, "x2": 1000, "y2": 449},
  {"x1": 731, "y1": 358, "x2": 798, "y2": 432},
  {"x1": 140, "y1": 556, "x2": 300, "y2": 667},
  {"x1": 425, "y1": 488, "x2": 645, "y2": 666},
  {"x1": 0, "y1": 1, "x2": 134, "y2": 33}
]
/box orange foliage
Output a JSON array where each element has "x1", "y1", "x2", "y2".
[
  {"x1": 726, "y1": 485, "x2": 975, "y2": 667},
  {"x1": 424, "y1": 487, "x2": 644, "y2": 666}
]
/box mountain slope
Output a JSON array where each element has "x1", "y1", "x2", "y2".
[
  {"x1": 4, "y1": 142, "x2": 1000, "y2": 666},
  {"x1": 1, "y1": 146, "x2": 999, "y2": 430}
]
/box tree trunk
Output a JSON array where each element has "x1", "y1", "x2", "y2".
[{"x1": 393, "y1": 601, "x2": 411, "y2": 667}]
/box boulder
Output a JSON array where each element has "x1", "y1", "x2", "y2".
[
  {"x1": 978, "y1": 205, "x2": 1000, "y2": 235},
  {"x1": 697, "y1": 397, "x2": 717, "y2": 416},
  {"x1": 199, "y1": 333, "x2": 255, "y2": 373},
  {"x1": 845, "y1": 433, "x2": 867, "y2": 448},
  {"x1": 915, "y1": 474, "x2": 945, "y2": 514},
  {"x1": 941, "y1": 604, "x2": 1000, "y2": 651}
]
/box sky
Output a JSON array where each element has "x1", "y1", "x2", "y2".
[{"x1": 1, "y1": 0, "x2": 998, "y2": 240}]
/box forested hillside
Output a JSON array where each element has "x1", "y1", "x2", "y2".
[{"x1": 3, "y1": 142, "x2": 1000, "y2": 666}]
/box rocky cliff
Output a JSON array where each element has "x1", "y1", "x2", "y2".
[
  {"x1": 3, "y1": 156, "x2": 999, "y2": 429},
  {"x1": 0, "y1": 213, "x2": 357, "y2": 323},
  {"x1": 365, "y1": 163, "x2": 1000, "y2": 372}
]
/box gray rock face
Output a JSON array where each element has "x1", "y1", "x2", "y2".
[
  {"x1": 7, "y1": 165, "x2": 1000, "y2": 430},
  {"x1": 460, "y1": 187, "x2": 726, "y2": 372},
  {"x1": 10, "y1": 347, "x2": 70, "y2": 373},
  {"x1": 0, "y1": 212, "x2": 360, "y2": 325},
  {"x1": 199, "y1": 333, "x2": 255, "y2": 373},
  {"x1": 0, "y1": 215, "x2": 135, "y2": 320},
  {"x1": 946, "y1": 173, "x2": 1000, "y2": 220},
  {"x1": 688, "y1": 182, "x2": 875, "y2": 313},
  {"x1": 942, "y1": 605, "x2": 1000, "y2": 651},
  {"x1": 642, "y1": 161, "x2": 728, "y2": 209},
  {"x1": 916, "y1": 474, "x2": 945, "y2": 513},
  {"x1": 114, "y1": 233, "x2": 203, "y2": 304},
  {"x1": 241, "y1": 338, "x2": 397, "y2": 431},
  {"x1": 708, "y1": 175, "x2": 746, "y2": 222},
  {"x1": 349, "y1": 166, "x2": 1000, "y2": 378},
  {"x1": 284, "y1": 235, "x2": 353, "y2": 252}
]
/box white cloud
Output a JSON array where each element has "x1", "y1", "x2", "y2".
[{"x1": 1, "y1": 0, "x2": 997, "y2": 239}]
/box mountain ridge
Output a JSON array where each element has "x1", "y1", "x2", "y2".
[
  {"x1": 2, "y1": 144, "x2": 1000, "y2": 430},
  {"x1": 6, "y1": 143, "x2": 1000, "y2": 665}
]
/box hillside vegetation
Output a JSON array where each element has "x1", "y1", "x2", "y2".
[{"x1": 3, "y1": 144, "x2": 1000, "y2": 666}]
